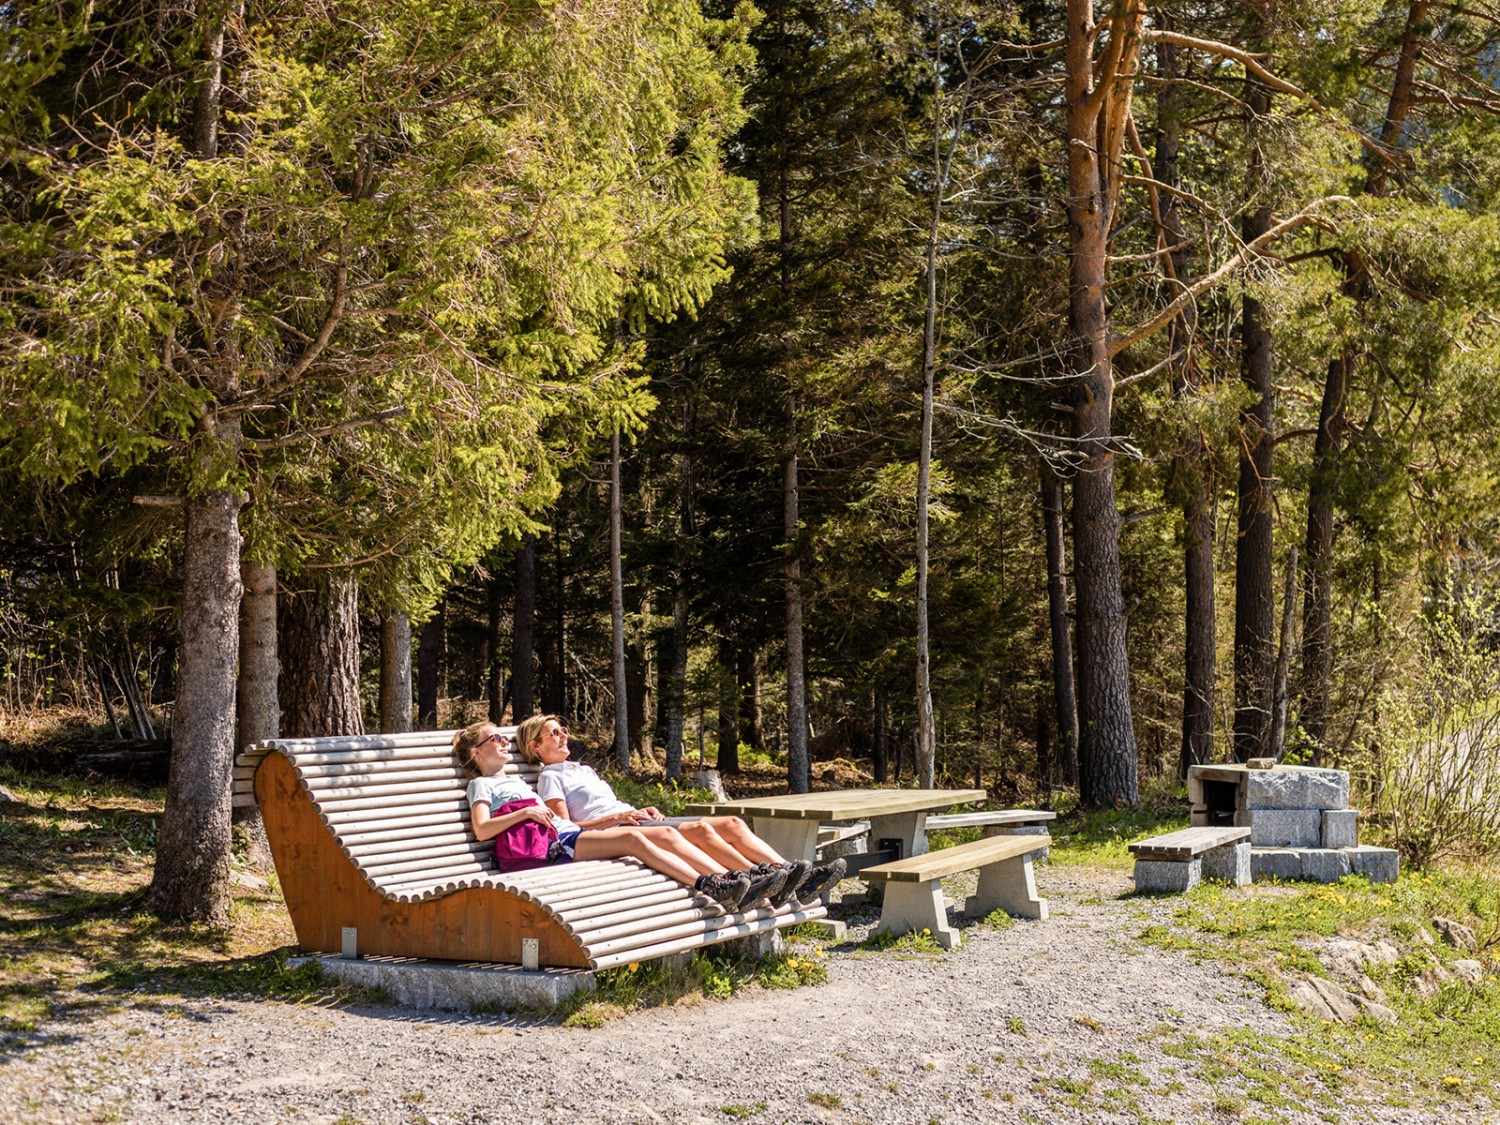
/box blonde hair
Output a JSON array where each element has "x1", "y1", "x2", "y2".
[
  {"x1": 514, "y1": 713, "x2": 565, "y2": 764},
  {"x1": 453, "y1": 721, "x2": 500, "y2": 778}
]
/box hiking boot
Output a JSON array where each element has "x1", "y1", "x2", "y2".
[
  {"x1": 769, "y1": 860, "x2": 813, "y2": 909},
  {"x1": 695, "y1": 872, "x2": 751, "y2": 910},
  {"x1": 733, "y1": 867, "x2": 786, "y2": 910},
  {"x1": 796, "y1": 858, "x2": 847, "y2": 904}
]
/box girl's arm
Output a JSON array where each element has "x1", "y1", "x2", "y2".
[
  {"x1": 471, "y1": 800, "x2": 553, "y2": 842},
  {"x1": 544, "y1": 796, "x2": 640, "y2": 828}
]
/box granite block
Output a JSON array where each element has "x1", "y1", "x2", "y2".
[
  {"x1": 1250, "y1": 808, "x2": 1323, "y2": 847},
  {"x1": 1252, "y1": 848, "x2": 1303, "y2": 881},
  {"x1": 1245, "y1": 768, "x2": 1349, "y2": 811},
  {"x1": 1347, "y1": 845, "x2": 1399, "y2": 884},
  {"x1": 1134, "y1": 857, "x2": 1201, "y2": 893},
  {"x1": 1202, "y1": 840, "x2": 1250, "y2": 886},
  {"x1": 1300, "y1": 848, "x2": 1352, "y2": 883},
  {"x1": 1321, "y1": 809, "x2": 1359, "y2": 848}
]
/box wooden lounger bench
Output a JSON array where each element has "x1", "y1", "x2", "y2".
[
  {"x1": 234, "y1": 730, "x2": 825, "y2": 971},
  {"x1": 861, "y1": 834, "x2": 1050, "y2": 950},
  {"x1": 1129, "y1": 826, "x2": 1251, "y2": 893}
]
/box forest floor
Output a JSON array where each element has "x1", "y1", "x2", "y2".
[{"x1": 0, "y1": 733, "x2": 1497, "y2": 1125}]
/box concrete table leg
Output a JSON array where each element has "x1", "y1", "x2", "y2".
[
  {"x1": 965, "y1": 856, "x2": 1048, "y2": 920},
  {"x1": 750, "y1": 817, "x2": 820, "y2": 864},
  {"x1": 866, "y1": 811, "x2": 929, "y2": 860},
  {"x1": 874, "y1": 881, "x2": 960, "y2": 950}
]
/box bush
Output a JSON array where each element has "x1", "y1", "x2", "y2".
[{"x1": 1362, "y1": 580, "x2": 1500, "y2": 868}]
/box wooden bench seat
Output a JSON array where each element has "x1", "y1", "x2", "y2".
[
  {"x1": 234, "y1": 730, "x2": 825, "y2": 971},
  {"x1": 861, "y1": 834, "x2": 1050, "y2": 950},
  {"x1": 1129, "y1": 826, "x2": 1251, "y2": 892}
]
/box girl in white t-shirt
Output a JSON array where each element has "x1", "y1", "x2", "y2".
[
  {"x1": 516, "y1": 714, "x2": 846, "y2": 908},
  {"x1": 454, "y1": 722, "x2": 768, "y2": 909}
]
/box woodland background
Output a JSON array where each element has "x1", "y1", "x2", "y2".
[{"x1": 3, "y1": 0, "x2": 1500, "y2": 921}]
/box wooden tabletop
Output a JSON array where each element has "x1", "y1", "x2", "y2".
[{"x1": 683, "y1": 788, "x2": 989, "y2": 822}]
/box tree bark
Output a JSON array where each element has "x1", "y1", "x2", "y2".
[
  {"x1": 279, "y1": 570, "x2": 363, "y2": 738},
  {"x1": 610, "y1": 430, "x2": 630, "y2": 770},
  {"x1": 1040, "y1": 461, "x2": 1079, "y2": 787},
  {"x1": 233, "y1": 558, "x2": 277, "y2": 866},
  {"x1": 146, "y1": 485, "x2": 243, "y2": 923},
  {"x1": 1234, "y1": 67, "x2": 1277, "y2": 765},
  {"x1": 511, "y1": 534, "x2": 537, "y2": 722},
  {"x1": 784, "y1": 435, "x2": 810, "y2": 793},
  {"x1": 1064, "y1": 0, "x2": 1142, "y2": 806},
  {"x1": 1271, "y1": 546, "x2": 1299, "y2": 761},
  {"x1": 1299, "y1": 3, "x2": 1426, "y2": 758},
  {"x1": 379, "y1": 613, "x2": 412, "y2": 733},
  {"x1": 736, "y1": 646, "x2": 760, "y2": 750},
  {"x1": 716, "y1": 635, "x2": 739, "y2": 774},
  {"x1": 1155, "y1": 26, "x2": 1216, "y2": 777},
  {"x1": 417, "y1": 603, "x2": 442, "y2": 730}
]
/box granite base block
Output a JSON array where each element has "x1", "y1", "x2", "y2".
[
  {"x1": 1134, "y1": 857, "x2": 1201, "y2": 893},
  {"x1": 1250, "y1": 809, "x2": 1324, "y2": 847},
  {"x1": 1245, "y1": 768, "x2": 1349, "y2": 812},
  {"x1": 1321, "y1": 809, "x2": 1359, "y2": 849},
  {"x1": 1300, "y1": 848, "x2": 1352, "y2": 883},
  {"x1": 1202, "y1": 840, "x2": 1250, "y2": 886},
  {"x1": 1348, "y1": 845, "x2": 1400, "y2": 884},
  {"x1": 1252, "y1": 848, "x2": 1304, "y2": 882}
]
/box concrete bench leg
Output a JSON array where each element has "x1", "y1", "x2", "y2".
[
  {"x1": 965, "y1": 855, "x2": 1048, "y2": 920},
  {"x1": 1133, "y1": 857, "x2": 1200, "y2": 893},
  {"x1": 1202, "y1": 840, "x2": 1250, "y2": 886},
  {"x1": 873, "y1": 881, "x2": 961, "y2": 950}
]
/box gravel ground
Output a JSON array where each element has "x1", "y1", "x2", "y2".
[{"x1": 0, "y1": 865, "x2": 1480, "y2": 1125}]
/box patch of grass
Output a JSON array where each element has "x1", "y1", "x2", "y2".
[
  {"x1": 718, "y1": 1102, "x2": 767, "y2": 1117},
  {"x1": 805, "y1": 1091, "x2": 841, "y2": 1108},
  {"x1": 1047, "y1": 786, "x2": 1188, "y2": 867},
  {"x1": 1005, "y1": 1016, "x2": 1026, "y2": 1034},
  {"x1": 1088, "y1": 1058, "x2": 1148, "y2": 1085},
  {"x1": 979, "y1": 909, "x2": 1016, "y2": 931},
  {"x1": 859, "y1": 927, "x2": 944, "y2": 955},
  {"x1": 759, "y1": 950, "x2": 827, "y2": 990}
]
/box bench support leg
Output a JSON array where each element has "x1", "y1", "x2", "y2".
[
  {"x1": 873, "y1": 881, "x2": 960, "y2": 950},
  {"x1": 965, "y1": 855, "x2": 1048, "y2": 921}
]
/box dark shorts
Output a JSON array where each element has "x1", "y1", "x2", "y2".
[{"x1": 548, "y1": 829, "x2": 583, "y2": 864}]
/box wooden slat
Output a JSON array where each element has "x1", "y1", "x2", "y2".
[
  {"x1": 924, "y1": 809, "x2": 1057, "y2": 830},
  {"x1": 1127, "y1": 826, "x2": 1250, "y2": 860},
  {"x1": 863, "y1": 833, "x2": 1050, "y2": 883}
]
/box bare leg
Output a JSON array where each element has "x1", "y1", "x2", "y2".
[
  {"x1": 573, "y1": 826, "x2": 726, "y2": 887},
  {"x1": 682, "y1": 816, "x2": 785, "y2": 866}
]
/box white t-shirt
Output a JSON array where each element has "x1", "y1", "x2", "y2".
[
  {"x1": 467, "y1": 773, "x2": 579, "y2": 833},
  {"x1": 537, "y1": 762, "x2": 632, "y2": 824}
]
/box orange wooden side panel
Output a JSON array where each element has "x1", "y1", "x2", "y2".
[{"x1": 255, "y1": 751, "x2": 589, "y2": 968}]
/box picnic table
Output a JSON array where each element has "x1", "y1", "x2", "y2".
[{"x1": 683, "y1": 788, "x2": 988, "y2": 866}]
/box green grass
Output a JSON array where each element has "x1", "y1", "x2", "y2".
[
  {"x1": 858, "y1": 927, "x2": 945, "y2": 955},
  {"x1": 1133, "y1": 867, "x2": 1500, "y2": 1112}
]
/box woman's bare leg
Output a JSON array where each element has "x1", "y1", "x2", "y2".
[
  {"x1": 683, "y1": 816, "x2": 784, "y2": 866},
  {"x1": 573, "y1": 827, "x2": 726, "y2": 887}
]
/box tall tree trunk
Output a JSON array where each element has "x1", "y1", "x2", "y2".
[
  {"x1": 1271, "y1": 547, "x2": 1299, "y2": 761},
  {"x1": 610, "y1": 430, "x2": 630, "y2": 770},
  {"x1": 1040, "y1": 462, "x2": 1079, "y2": 786},
  {"x1": 1234, "y1": 67, "x2": 1277, "y2": 765},
  {"x1": 736, "y1": 646, "x2": 760, "y2": 750},
  {"x1": 417, "y1": 602, "x2": 443, "y2": 730},
  {"x1": 716, "y1": 635, "x2": 739, "y2": 773},
  {"x1": 784, "y1": 435, "x2": 810, "y2": 793},
  {"x1": 147, "y1": 484, "x2": 243, "y2": 923},
  {"x1": 1154, "y1": 26, "x2": 1216, "y2": 777},
  {"x1": 511, "y1": 534, "x2": 537, "y2": 722},
  {"x1": 665, "y1": 579, "x2": 688, "y2": 780},
  {"x1": 279, "y1": 571, "x2": 363, "y2": 738},
  {"x1": 1299, "y1": 3, "x2": 1426, "y2": 758},
  {"x1": 232, "y1": 559, "x2": 275, "y2": 866},
  {"x1": 1064, "y1": 0, "x2": 1141, "y2": 807},
  {"x1": 379, "y1": 614, "x2": 412, "y2": 733}
]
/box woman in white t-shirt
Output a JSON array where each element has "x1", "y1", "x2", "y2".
[{"x1": 516, "y1": 714, "x2": 846, "y2": 907}]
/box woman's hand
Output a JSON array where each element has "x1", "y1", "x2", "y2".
[
  {"x1": 611, "y1": 810, "x2": 643, "y2": 826},
  {"x1": 635, "y1": 806, "x2": 664, "y2": 821},
  {"x1": 525, "y1": 804, "x2": 555, "y2": 825}
]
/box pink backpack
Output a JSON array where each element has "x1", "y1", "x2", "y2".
[{"x1": 490, "y1": 798, "x2": 558, "y2": 873}]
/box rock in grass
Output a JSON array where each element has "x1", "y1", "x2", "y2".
[
  {"x1": 1432, "y1": 916, "x2": 1478, "y2": 953},
  {"x1": 0, "y1": 785, "x2": 14, "y2": 803},
  {"x1": 1452, "y1": 960, "x2": 1484, "y2": 985},
  {"x1": 1288, "y1": 975, "x2": 1397, "y2": 1023}
]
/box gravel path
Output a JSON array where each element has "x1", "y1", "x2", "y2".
[{"x1": 0, "y1": 865, "x2": 1473, "y2": 1125}]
